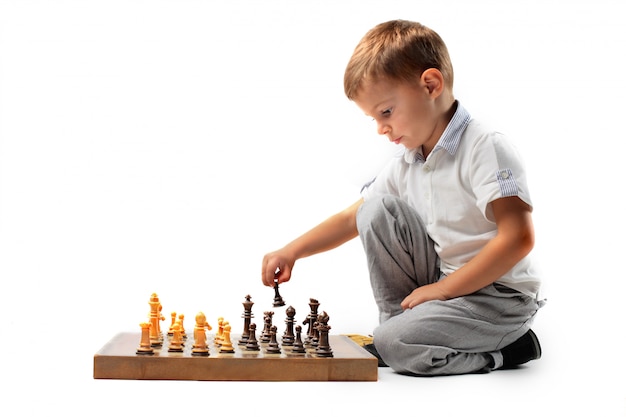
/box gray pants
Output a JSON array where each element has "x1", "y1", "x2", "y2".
[{"x1": 356, "y1": 195, "x2": 541, "y2": 375}]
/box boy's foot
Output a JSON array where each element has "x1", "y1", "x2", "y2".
[
  {"x1": 500, "y1": 329, "x2": 542, "y2": 369},
  {"x1": 362, "y1": 343, "x2": 388, "y2": 367}
]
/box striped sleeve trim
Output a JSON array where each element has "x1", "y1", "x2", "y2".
[{"x1": 496, "y1": 168, "x2": 518, "y2": 197}]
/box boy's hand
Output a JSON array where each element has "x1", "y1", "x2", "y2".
[
  {"x1": 400, "y1": 283, "x2": 448, "y2": 310},
  {"x1": 261, "y1": 250, "x2": 295, "y2": 287}
]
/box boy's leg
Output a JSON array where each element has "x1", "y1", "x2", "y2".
[
  {"x1": 356, "y1": 195, "x2": 440, "y2": 323},
  {"x1": 373, "y1": 284, "x2": 541, "y2": 375},
  {"x1": 356, "y1": 194, "x2": 541, "y2": 375}
]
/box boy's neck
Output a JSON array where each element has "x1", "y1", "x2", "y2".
[{"x1": 422, "y1": 95, "x2": 456, "y2": 158}]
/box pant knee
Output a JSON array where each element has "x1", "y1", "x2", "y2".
[
  {"x1": 356, "y1": 194, "x2": 405, "y2": 233},
  {"x1": 372, "y1": 320, "x2": 404, "y2": 362}
]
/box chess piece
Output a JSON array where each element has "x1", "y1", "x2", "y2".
[
  {"x1": 272, "y1": 279, "x2": 285, "y2": 307},
  {"x1": 266, "y1": 326, "x2": 281, "y2": 354},
  {"x1": 304, "y1": 298, "x2": 320, "y2": 345},
  {"x1": 246, "y1": 323, "x2": 260, "y2": 351},
  {"x1": 177, "y1": 313, "x2": 187, "y2": 339},
  {"x1": 157, "y1": 302, "x2": 164, "y2": 335},
  {"x1": 315, "y1": 311, "x2": 333, "y2": 357},
  {"x1": 282, "y1": 306, "x2": 296, "y2": 346},
  {"x1": 291, "y1": 325, "x2": 306, "y2": 353},
  {"x1": 239, "y1": 295, "x2": 254, "y2": 345},
  {"x1": 136, "y1": 322, "x2": 155, "y2": 355},
  {"x1": 192, "y1": 312, "x2": 210, "y2": 356},
  {"x1": 260, "y1": 311, "x2": 274, "y2": 343},
  {"x1": 149, "y1": 293, "x2": 164, "y2": 347},
  {"x1": 215, "y1": 317, "x2": 224, "y2": 346},
  {"x1": 220, "y1": 322, "x2": 235, "y2": 353},
  {"x1": 168, "y1": 323, "x2": 184, "y2": 352},
  {"x1": 168, "y1": 312, "x2": 177, "y2": 336}
]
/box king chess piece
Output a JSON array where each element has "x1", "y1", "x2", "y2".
[
  {"x1": 149, "y1": 293, "x2": 164, "y2": 347},
  {"x1": 239, "y1": 295, "x2": 254, "y2": 345}
]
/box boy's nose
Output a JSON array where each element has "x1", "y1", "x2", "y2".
[{"x1": 377, "y1": 121, "x2": 390, "y2": 136}]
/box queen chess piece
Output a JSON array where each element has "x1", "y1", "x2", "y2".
[{"x1": 305, "y1": 298, "x2": 320, "y2": 346}]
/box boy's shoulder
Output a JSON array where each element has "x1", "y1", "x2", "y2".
[{"x1": 460, "y1": 118, "x2": 515, "y2": 154}]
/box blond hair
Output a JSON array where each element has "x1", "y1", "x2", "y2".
[{"x1": 344, "y1": 20, "x2": 454, "y2": 100}]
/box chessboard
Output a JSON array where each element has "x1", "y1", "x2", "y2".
[
  {"x1": 94, "y1": 332, "x2": 377, "y2": 381},
  {"x1": 93, "y1": 293, "x2": 378, "y2": 381}
]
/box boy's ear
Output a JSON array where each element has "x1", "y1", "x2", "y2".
[{"x1": 421, "y1": 68, "x2": 445, "y2": 98}]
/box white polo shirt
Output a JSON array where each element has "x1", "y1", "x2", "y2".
[{"x1": 361, "y1": 102, "x2": 541, "y2": 298}]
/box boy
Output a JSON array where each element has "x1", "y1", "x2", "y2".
[{"x1": 261, "y1": 20, "x2": 543, "y2": 376}]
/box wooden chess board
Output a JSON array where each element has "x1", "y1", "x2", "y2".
[{"x1": 93, "y1": 333, "x2": 378, "y2": 381}]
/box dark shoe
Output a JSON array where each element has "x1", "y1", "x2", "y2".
[
  {"x1": 501, "y1": 329, "x2": 542, "y2": 369},
  {"x1": 362, "y1": 343, "x2": 388, "y2": 367}
]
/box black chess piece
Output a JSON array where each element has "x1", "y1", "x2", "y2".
[
  {"x1": 239, "y1": 295, "x2": 254, "y2": 345},
  {"x1": 315, "y1": 311, "x2": 333, "y2": 357},
  {"x1": 260, "y1": 311, "x2": 273, "y2": 343},
  {"x1": 305, "y1": 298, "x2": 320, "y2": 346},
  {"x1": 246, "y1": 323, "x2": 260, "y2": 351},
  {"x1": 273, "y1": 279, "x2": 285, "y2": 307},
  {"x1": 292, "y1": 325, "x2": 306, "y2": 354},
  {"x1": 266, "y1": 325, "x2": 281, "y2": 354},
  {"x1": 282, "y1": 306, "x2": 296, "y2": 346}
]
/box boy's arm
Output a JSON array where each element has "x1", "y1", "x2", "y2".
[
  {"x1": 261, "y1": 198, "x2": 363, "y2": 287},
  {"x1": 401, "y1": 196, "x2": 535, "y2": 309}
]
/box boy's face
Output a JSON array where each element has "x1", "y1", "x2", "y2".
[{"x1": 353, "y1": 74, "x2": 447, "y2": 156}]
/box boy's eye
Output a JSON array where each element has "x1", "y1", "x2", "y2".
[{"x1": 369, "y1": 108, "x2": 393, "y2": 122}]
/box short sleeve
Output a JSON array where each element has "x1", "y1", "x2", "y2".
[{"x1": 469, "y1": 132, "x2": 532, "y2": 222}]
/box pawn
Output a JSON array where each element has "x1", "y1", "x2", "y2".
[
  {"x1": 215, "y1": 317, "x2": 224, "y2": 346},
  {"x1": 246, "y1": 323, "x2": 260, "y2": 351},
  {"x1": 168, "y1": 323, "x2": 184, "y2": 352},
  {"x1": 265, "y1": 325, "x2": 281, "y2": 354},
  {"x1": 177, "y1": 314, "x2": 187, "y2": 339},
  {"x1": 282, "y1": 305, "x2": 296, "y2": 346},
  {"x1": 168, "y1": 312, "x2": 177, "y2": 336},
  {"x1": 291, "y1": 325, "x2": 306, "y2": 354},
  {"x1": 192, "y1": 312, "x2": 210, "y2": 356},
  {"x1": 220, "y1": 322, "x2": 235, "y2": 353},
  {"x1": 136, "y1": 322, "x2": 155, "y2": 355}
]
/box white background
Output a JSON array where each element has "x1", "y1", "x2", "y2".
[{"x1": 0, "y1": 0, "x2": 624, "y2": 415}]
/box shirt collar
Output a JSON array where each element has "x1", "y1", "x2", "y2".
[{"x1": 403, "y1": 101, "x2": 472, "y2": 164}]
